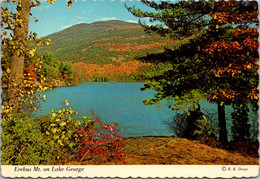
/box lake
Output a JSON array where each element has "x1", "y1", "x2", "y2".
[{"x1": 34, "y1": 82, "x2": 257, "y2": 139}]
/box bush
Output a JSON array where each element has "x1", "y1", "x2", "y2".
[
  {"x1": 2, "y1": 100, "x2": 126, "y2": 165},
  {"x1": 77, "y1": 110, "x2": 126, "y2": 163},
  {"x1": 37, "y1": 105, "x2": 126, "y2": 164},
  {"x1": 165, "y1": 108, "x2": 217, "y2": 141},
  {"x1": 37, "y1": 101, "x2": 82, "y2": 163},
  {"x1": 1, "y1": 113, "x2": 54, "y2": 165},
  {"x1": 194, "y1": 115, "x2": 217, "y2": 142}
]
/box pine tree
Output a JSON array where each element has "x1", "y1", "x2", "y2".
[
  {"x1": 127, "y1": 0, "x2": 258, "y2": 142},
  {"x1": 231, "y1": 105, "x2": 251, "y2": 142}
]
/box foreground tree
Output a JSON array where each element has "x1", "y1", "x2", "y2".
[
  {"x1": 2, "y1": 0, "x2": 31, "y2": 110},
  {"x1": 127, "y1": 0, "x2": 258, "y2": 142},
  {"x1": 1, "y1": 0, "x2": 74, "y2": 110}
]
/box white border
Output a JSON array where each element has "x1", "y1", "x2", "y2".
[{"x1": 1, "y1": 165, "x2": 259, "y2": 178}]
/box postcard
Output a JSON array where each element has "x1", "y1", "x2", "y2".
[{"x1": 1, "y1": 0, "x2": 259, "y2": 178}]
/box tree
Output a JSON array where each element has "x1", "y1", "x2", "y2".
[
  {"x1": 126, "y1": 0, "x2": 258, "y2": 142},
  {"x1": 1, "y1": 0, "x2": 75, "y2": 110},
  {"x1": 59, "y1": 61, "x2": 73, "y2": 77},
  {"x1": 2, "y1": 0, "x2": 32, "y2": 110},
  {"x1": 231, "y1": 104, "x2": 251, "y2": 142}
]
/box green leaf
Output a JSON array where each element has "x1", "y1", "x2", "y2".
[
  {"x1": 49, "y1": 140, "x2": 55, "y2": 146},
  {"x1": 68, "y1": 143, "x2": 74, "y2": 148},
  {"x1": 53, "y1": 135, "x2": 59, "y2": 140}
]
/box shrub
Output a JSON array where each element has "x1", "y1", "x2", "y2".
[
  {"x1": 1, "y1": 113, "x2": 54, "y2": 165},
  {"x1": 37, "y1": 101, "x2": 82, "y2": 163},
  {"x1": 165, "y1": 108, "x2": 217, "y2": 141},
  {"x1": 165, "y1": 112, "x2": 188, "y2": 138},
  {"x1": 77, "y1": 110, "x2": 126, "y2": 164},
  {"x1": 37, "y1": 101, "x2": 126, "y2": 164},
  {"x1": 194, "y1": 115, "x2": 217, "y2": 142},
  {"x1": 2, "y1": 100, "x2": 126, "y2": 165}
]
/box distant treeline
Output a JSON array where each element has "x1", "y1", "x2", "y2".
[{"x1": 73, "y1": 60, "x2": 173, "y2": 82}]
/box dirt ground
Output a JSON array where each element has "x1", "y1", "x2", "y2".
[{"x1": 68, "y1": 137, "x2": 258, "y2": 165}]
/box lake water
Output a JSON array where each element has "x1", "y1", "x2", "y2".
[{"x1": 34, "y1": 82, "x2": 257, "y2": 139}]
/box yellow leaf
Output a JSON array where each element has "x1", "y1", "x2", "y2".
[
  {"x1": 6, "y1": 68, "x2": 11, "y2": 74},
  {"x1": 52, "y1": 113, "x2": 56, "y2": 118},
  {"x1": 60, "y1": 122, "x2": 66, "y2": 127},
  {"x1": 29, "y1": 48, "x2": 36, "y2": 57}
]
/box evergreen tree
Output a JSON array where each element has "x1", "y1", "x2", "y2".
[
  {"x1": 231, "y1": 105, "x2": 251, "y2": 142},
  {"x1": 127, "y1": 0, "x2": 258, "y2": 142}
]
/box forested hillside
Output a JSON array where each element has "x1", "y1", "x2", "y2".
[
  {"x1": 37, "y1": 20, "x2": 179, "y2": 64},
  {"x1": 36, "y1": 20, "x2": 182, "y2": 81}
]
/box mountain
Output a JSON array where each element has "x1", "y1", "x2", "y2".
[{"x1": 37, "y1": 20, "x2": 178, "y2": 64}]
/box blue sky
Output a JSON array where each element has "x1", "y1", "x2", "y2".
[{"x1": 29, "y1": 0, "x2": 153, "y2": 37}]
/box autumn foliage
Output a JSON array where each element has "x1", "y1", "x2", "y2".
[
  {"x1": 77, "y1": 110, "x2": 126, "y2": 163},
  {"x1": 99, "y1": 41, "x2": 176, "y2": 52},
  {"x1": 204, "y1": 27, "x2": 258, "y2": 102},
  {"x1": 73, "y1": 60, "x2": 151, "y2": 81},
  {"x1": 210, "y1": 0, "x2": 258, "y2": 24},
  {"x1": 24, "y1": 64, "x2": 37, "y2": 82}
]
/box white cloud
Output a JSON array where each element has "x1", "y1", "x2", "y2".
[
  {"x1": 96, "y1": 18, "x2": 138, "y2": 24},
  {"x1": 97, "y1": 17, "x2": 119, "y2": 21},
  {"x1": 61, "y1": 21, "x2": 85, "y2": 30},
  {"x1": 61, "y1": 24, "x2": 73, "y2": 30},
  {"x1": 76, "y1": 16, "x2": 85, "y2": 20},
  {"x1": 142, "y1": 17, "x2": 153, "y2": 26},
  {"x1": 125, "y1": 20, "x2": 138, "y2": 24},
  {"x1": 75, "y1": 21, "x2": 85, "y2": 24}
]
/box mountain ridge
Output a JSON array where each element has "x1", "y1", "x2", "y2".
[{"x1": 37, "y1": 20, "x2": 178, "y2": 64}]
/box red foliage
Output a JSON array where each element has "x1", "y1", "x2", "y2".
[
  {"x1": 77, "y1": 112, "x2": 126, "y2": 164},
  {"x1": 203, "y1": 3, "x2": 258, "y2": 103},
  {"x1": 234, "y1": 28, "x2": 258, "y2": 39},
  {"x1": 73, "y1": 60, "x2": 152, "y2": 80},
  {"x1": 24, "y1": 64, "x2": 37, "y2": 81},
  {"x1": 204, "y1": 31, "x2": 258, "y2": 102},
  {"x1": 210, "y1": 0, "x2": 258, "y2": 25}
]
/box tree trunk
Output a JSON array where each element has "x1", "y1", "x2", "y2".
[
  {"x1": 217, "y1": 102, "x2": 228, "y2": 143},
  {"x1": 6, "y1": 0, "x2": 31, "y2": 110}
]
